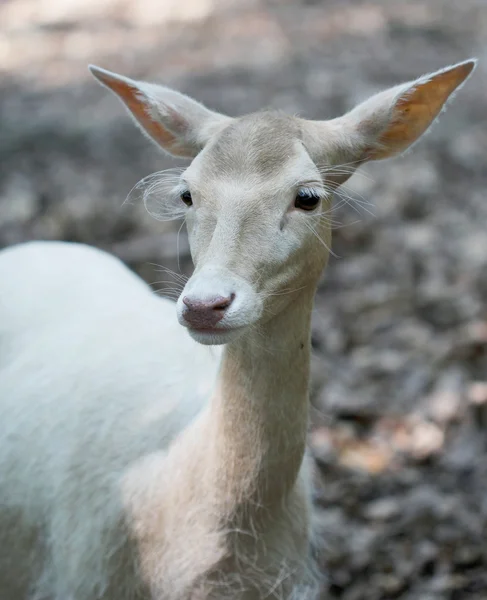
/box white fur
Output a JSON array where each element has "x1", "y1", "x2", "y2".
[{"x1": 0, "y1": 241, "x2": 321, "y2": 599}]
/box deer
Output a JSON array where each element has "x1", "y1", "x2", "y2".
[{"x1": 0, "y1": 58, "x2": 476, "y2": 600}]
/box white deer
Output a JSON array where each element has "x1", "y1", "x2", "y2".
[{"x1": 0, "y1": 58, "x2": 476, "y2": 600}]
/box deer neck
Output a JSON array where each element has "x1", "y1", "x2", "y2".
[{"x1": 205, "y1": 289, "x2": 314, "y2": 508}]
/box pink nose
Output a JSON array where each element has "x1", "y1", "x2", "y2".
[{"x1": 182, "y1": 294, "x2": 234, "y2": 329}]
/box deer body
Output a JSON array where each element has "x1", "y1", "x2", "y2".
[
  {"x1": 0, "y1": 59, "x2": 475, "y2": 599},
  {"x1": 0, "y1": 240, "x2": 317, "y2": 599}
]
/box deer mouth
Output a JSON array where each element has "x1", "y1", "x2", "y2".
[{"x1": 186, "y1": 324, "x2": 245, "y2": 345}]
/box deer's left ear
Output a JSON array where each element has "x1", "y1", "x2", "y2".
[
  {"x1": 89, "y1": 65, "x2": 233, "y2": 158},
  {"x1": 305, "y1": 59, "x2": 477, "y2": 167}
]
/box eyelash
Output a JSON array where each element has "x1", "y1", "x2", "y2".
[{"x1": 294, "y1": 186, "x2": 323, "y2": 211}]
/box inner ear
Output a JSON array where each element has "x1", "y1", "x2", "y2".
[
  {"x1": 89, "y1": 65, "x2": 234, "y2": 158},
  {"x1": 365, "y1": 59, "x2": 477, "y2": 160},
  {"x1": 301, "y1": 58, "x2": 476, "y2": 172}
]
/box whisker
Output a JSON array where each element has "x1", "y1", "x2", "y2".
[
  {"x1": 335, "y1": 188, "x2": 376, "y2": 217},
  {"x1": 318, "y1": 158, "x2": 369, "y2": 172},
  {"x1": 321, "y1": 178, "x2": 375, "y2": 217},
  {"x1": 152, "y1": 289, "x2": 181, "y2": 301},
  {"x1": 303, "y1": 221, "x2": 340, "y2": 259},
  {"x1": 331, "y1": 218, "x2": 362, "y2": 230},
  {"x1": 310, "y1": 212, "x2": 343, "y2": 228},
  {"x1": 176, "y1": 217, "x2": 187, "y2": 273},
  {"x1": 149, "y1": 281, "x2": 185, "y2": 290},
  {"x1": 152, "y1": 286, "x2": 184, "y2": 295},
  {"x1": 320, "y1": 194, "x2": 353, "y2": 216},
  {"x1": 149, "y1": 264, "x2": 188, "y2": 283},
  {"x1": 125, "y1": 167, "x2": 188, "y2": 222},
  {"x1": 320, "y1": 168, "x2": 375, "y2": 184},
  {"x1": 258, "y1": 285, "x2": 307, "y2": 300},
  {"x1": 338, "y1": 182, "x2": 375, "y2": 206},
  {"x1": 324, "y1": 179, "x2": 374, "y2": 206}
]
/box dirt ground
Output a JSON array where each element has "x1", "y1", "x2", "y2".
[{"x1": 1, "y1": 0, "x2": 487, "y2": 598}]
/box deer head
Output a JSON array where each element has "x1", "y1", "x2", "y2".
[{"x1": 90, "y1": 60, "x2": 476, "y2": 345}]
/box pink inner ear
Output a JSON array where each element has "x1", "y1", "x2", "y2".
[
  {"x1": 370, "y1": 61, "x2": 475, "y2": 160},
  {"x1": 98, "y1": 73, "x2": 190, "y2": 156},
  {"x1": 370, "y1": 93, "x2": 434, "y2": 159}
]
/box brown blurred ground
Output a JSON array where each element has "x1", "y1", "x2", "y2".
[{"x1": 1, "y1": 1, "x2": 487, "y2": 598}]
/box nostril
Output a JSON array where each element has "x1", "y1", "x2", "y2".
[
  {"x1": 182, "y1": 294, "x2": 235, "y2": 313},
  {"x1": 213, "y1": 293, "x2": 235, "y2": 311},
  {"x1": 182, "y1": 296, "x2": 193, "y2": 310}
]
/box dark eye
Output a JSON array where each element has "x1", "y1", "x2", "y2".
[
  {"x1": 180, "y1": 190, "x2": 193, "y2": 207},
  {"x1": 294, "y1": 189, "x2": 321, "y2": 212}
]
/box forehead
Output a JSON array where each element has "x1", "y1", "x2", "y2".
[
  {"x1": 208, "y1": 112, "x2": 300, "y2": 176},
  {"x1": 185, "y1": 112, "x2": 319, "y2": 193}
]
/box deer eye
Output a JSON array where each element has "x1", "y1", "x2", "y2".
[
  {"x1": 294, "y1": 188, "x2": 321, "y2": 212},
  {"x1": 180, "y1": 190, "x2": 193, "y2": 207}
]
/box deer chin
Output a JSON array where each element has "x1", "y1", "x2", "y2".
[{"x1": 186, "y1": 325, "x2": 245, "y2": 346}]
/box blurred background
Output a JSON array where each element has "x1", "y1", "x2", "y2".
[{"x1": 1, "y1": 0, "x2": 487, "y2": 597}]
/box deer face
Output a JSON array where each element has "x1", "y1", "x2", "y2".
[
  {"x1": 90, "y1": 59, "x2": 476, "y2": 345},
  {"x1": 174, "y1": 113, "x2": 333, "y2": 344}
]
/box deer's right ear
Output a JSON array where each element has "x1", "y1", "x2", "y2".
[{"x1": 89, "y1": 66, "x2": 233, "y2": 158}]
